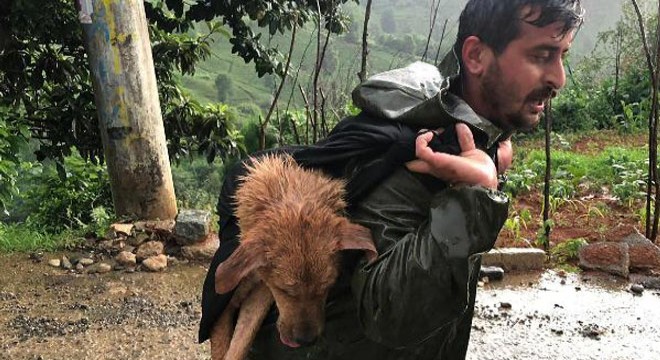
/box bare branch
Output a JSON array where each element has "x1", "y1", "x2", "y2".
[
  {"x1": 422, "y1": 0, "x2": 443, "y2": 61},
  {"x1": 433, "y1": 19, "x2": 449, "y2": 66},
  {"x1": 260, "y1": 20, "x2": 298, "y2": 150}
]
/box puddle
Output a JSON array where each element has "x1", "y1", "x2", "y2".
[{"x1": 469, "y1": 270, "x2": 660, "y2": 360}]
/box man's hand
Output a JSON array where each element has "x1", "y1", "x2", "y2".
[
  {"x1": 406, "y1": 123, "x2": 500, "y2": 189},
  {"x1": 497, "y1": 137, "x2": 513, "y2": 175}
]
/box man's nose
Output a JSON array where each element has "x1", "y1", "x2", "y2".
[{"x1": 545, "y1": 58, "x2": 566, "y2": 91}]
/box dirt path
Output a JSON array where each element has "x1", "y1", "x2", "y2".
[
  {"x1": 1, "y1": 253, "x2": 659, "y2": 360},
  {"x1": 0, "y1": 253, "x2": 209, "y2": 360}
]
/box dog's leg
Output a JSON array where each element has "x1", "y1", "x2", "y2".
[
  {"x1": 210, "y1": 275, "x2": 261, "y2": 360},
  {"x1": 210, "y1": 303, "x2": 235, "y2": 360},
  {"x1": 224, "y1": 282, "x2": 274, "y2": 360}
]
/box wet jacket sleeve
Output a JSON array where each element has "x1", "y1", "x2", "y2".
[{"x1": 349, "y1": 168, "x2": 509, "y2": 348}]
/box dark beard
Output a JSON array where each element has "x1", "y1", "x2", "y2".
[{"x1": 481, "y1": 62, "x2": 555, "y2": 132}]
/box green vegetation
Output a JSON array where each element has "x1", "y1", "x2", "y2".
[
  {"x1": 0, "y1": 0, "x2": 656, "y2": 254},
  {"x1": 0, "y1": 223, "x2": 83, "y2": 253},
  {"x1": 504, "y1": 143, "x2": 648, "y2": 206},
  {"x1": 550, "y1": 238, "x2": 589, "y2": 263}
]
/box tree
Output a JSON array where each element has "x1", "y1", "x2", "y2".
[
  {"x1": 631, "y1": 0, "x2": 660, "y2": 241},
  {"x1": 215, "y1": 73, "x2": 234, "y2": 102},
  {"x1": 0, "y1": 0, "x2": 243, "y2": 168},
  {"x1": 380, "y1": 8, "x2": 397, "y2": 34},
  {"x1": 182, "y1": 0, "x2": 355, "y2": 77}
]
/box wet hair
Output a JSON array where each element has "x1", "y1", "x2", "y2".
[{"x1": 454, "y1": 0, "x2": 584, "y2": 62}]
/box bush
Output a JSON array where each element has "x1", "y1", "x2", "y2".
[
  {"x1": 0, "y1": 108, "x2": 29, "y2": 213},
  {"x1": 551, "y1": 238, "x2": 588, "y2": 263},
  {"x1": 172, "y1": 156, "x2": 227, "y2": 211},
  {"x1": 22, "y1": 151, "x2": 113, "y2": 233}
]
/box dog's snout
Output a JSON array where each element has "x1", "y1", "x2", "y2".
[
  {"x1": 294, "y1": 334, "x2": 318, "y2": 346},
  {"x1": 293, "y1": 322, "x2": 321, "y2": 346}
]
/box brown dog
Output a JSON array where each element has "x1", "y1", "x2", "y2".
[{"x1": 210, "y1": 154, "x2": 377, "y2": 360}]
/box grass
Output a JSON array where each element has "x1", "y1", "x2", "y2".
[
  {"x1": 505, "y1": 136, "x2": 648, "y2": 205},
  {"x1": 0, "y1": 223, "x2": 83, "y2": 253}
]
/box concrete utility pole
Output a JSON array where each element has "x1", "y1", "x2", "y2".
[{"x1": 78, "y1": 0, "x2": 177, "y2": 220}]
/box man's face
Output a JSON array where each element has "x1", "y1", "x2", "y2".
[{"x1": 480, "y1": 19, "x2": 575, "y2": 131}]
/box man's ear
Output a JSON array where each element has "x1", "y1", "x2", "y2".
[
  {"x1": 461, "y1": 36, "x2": 493, "y2": 76},
  {"x1": 214, "y1": 238, "x2": 266, "y2": 294},
  {"x1": 337, "y1": 221, "x2": 378, "y2": 264}
]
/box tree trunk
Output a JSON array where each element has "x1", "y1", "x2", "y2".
[
  {"x1": 542, "y1": 103, "x2": 553, "y2": 252},
  {"x1": 80, "y1": 0, "x2": 177, "y2": 220},
  {"x1": 631, "y1": 0, "x2": 658, "y2": 240},
  {"x1": 358, "y1": 0, "x2": 373, "y2": 82}
]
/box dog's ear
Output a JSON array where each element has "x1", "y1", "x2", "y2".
[
  {"x1": 337, "y1": 221, "x2": 378, "y2": 264},
  {"x1": 215, "y1": 239, "x2": 266, "y2": 294}
]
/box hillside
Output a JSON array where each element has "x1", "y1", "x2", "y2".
[{"x1": 179, "y1": 0, "x2": 626, "y2": 111}]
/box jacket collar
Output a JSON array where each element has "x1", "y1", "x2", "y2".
[
  {"x1": 438, "y1": 51, "x2": 509, "y2": 149},
  {"x1": 439, "y1": 75, "x2": 511, "y2": 148}
]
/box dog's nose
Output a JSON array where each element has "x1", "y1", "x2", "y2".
[{"x1": 294, "y1": 335, "x2": 318, "y2": 346}]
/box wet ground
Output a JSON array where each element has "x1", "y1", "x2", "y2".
[
  {"x1": 1, "y1": 253, "x2": 659, "y2": 360},
  {"x1": 468, "y1": 271, "x2": 660, "y2": 360}
]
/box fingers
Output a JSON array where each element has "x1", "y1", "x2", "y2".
[
  {"x1": 405, "y1": 159, "x2": 432, "y2": 174},
  {"x1": 415, "y1": 131, "x2": 436, "y2": 159},
  {"x1": 497, "y1": 139, "x2": 513, "y2": 174},
  {"x1": 455, "y1": 123, "x2": 476, "y2": 153}
]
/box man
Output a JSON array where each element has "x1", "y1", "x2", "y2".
[{"x1": 199, "y1": 0, "x2": 584, "y2": 358}]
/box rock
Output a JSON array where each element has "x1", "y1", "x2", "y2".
[
  {"x1": 174, "y1": 209, "x2": 212, "y2": 245},
  {"x1": 479, "y1": 266, "x2": 505, "y2": 281},
  {"x1": 115, "y1": 251, "x2": 137, "y2": 266},
  {"x1": 48, "y1": 259, "x2": 61, "y2": 268},
  {"x1": 75, "y1": 263, "x2": 84, "y2": 272},
  {"x1": 499, "y1": 302, "x2": 512, "y2": 310},
  {"x1": 551, "y1": 328, "x2": 564, "y2": 335},
  {"x1": 127, "y1": 233, "x2": 151, "y2": 247},
  {"x1": 180, "y1": 233, "x2": 219, "y2": 261},
  {"x1": 29, "y1": 252, "x2": 44, "y2": 263},
  {"x1": 621, "y1": 232, "x2": 660, "y2": 270},
  {"x1": 61, "y1": 256, "x2": 72, "y2": 270},
  {"x1": 110, "y1": 223, "x2": 134, "y2": 236},
  {"x1": 142, "y1": 255, "x2": 168, "y2": 272},
  {"x1": 579, "y1": 242, "x2": 629, "y2": 278},
  {"x1": 481, "y1": 248, "x2": 546, "y2": 271},
  {"x1": 79, "y1": 258, "x2": 94, "y2": 266},
  {"x1": 88, "y1": 263, "x2": 112, "y2": 274},
  {"x1": 136, "y1": 241, "x2": 164, "y2": 261},
  {"x1": 630, "y1": 284, "x2": 644, "y2": 294},
  {"x1": 98, "y1": 240, "x2": 115, "y2": 251},
  {"x1": 134, "y1": 219, "x2": 175, "y2": 233},
  {"x1": 630, "y1": 274, "x2": 660, "y2": 290},
  {"x1": 97, "y1": 263, "x2": 112, "y2": 273}
]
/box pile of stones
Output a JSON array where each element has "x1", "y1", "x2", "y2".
[
  {"x1": 579, "y1": 231, "x2": 660, "y2": 278},
  {"x1": 46, "y1": 209, "x2": 219, "y2": 273}
]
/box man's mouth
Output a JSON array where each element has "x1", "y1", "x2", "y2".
[{"x1": 529, "y1": 98, "x2": 547, "y2": 114}]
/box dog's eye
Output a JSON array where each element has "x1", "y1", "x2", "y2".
[{"x1": 273, "y1": 285, "x2": 297, "y2": 298}]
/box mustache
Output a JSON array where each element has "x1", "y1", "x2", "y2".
[{"x1": 527, "y1": 87, "x2": 558, "y2": 102}]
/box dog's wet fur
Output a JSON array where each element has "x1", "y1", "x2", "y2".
[{"x1": 210, "y1": 154, "x2": 377, "y2": 360}]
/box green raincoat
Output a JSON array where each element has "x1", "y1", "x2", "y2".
[{"x1": 199, "y1": 59, "x2": 510, "y2": 360}]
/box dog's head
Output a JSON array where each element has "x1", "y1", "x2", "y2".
[{"x1": 215, "y1": 204, "x2": 376, "y2": 348}]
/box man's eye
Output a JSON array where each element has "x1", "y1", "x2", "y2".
[{"x1": 532, "y1": 53, "x2": 551, "y2": 62}]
